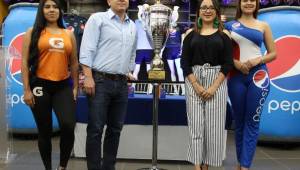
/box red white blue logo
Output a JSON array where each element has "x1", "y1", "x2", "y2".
[
  {"x1": 267, "y1": 35, "x2": 300, "y2": 93},
  {"x1": 8, "y1": 33, "x2": 24, "y2": 86},
  {"x1": 253, "y1": 70, "x2": 270, "y2": 89}
]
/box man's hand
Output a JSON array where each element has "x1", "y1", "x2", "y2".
[
  {"x1": 127, "y1": 72, "x2": 136, "y2": 86},
  {"x1": 127, "y1": 72, "x2": 136, "y2": 81},
  {"x1": 83, "y1": 76, "x2": 95, "y2": 96}
]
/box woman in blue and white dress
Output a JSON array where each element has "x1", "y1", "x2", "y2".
[{"x1": 225, "y1": 0, "x2": 276, "y2": 169}]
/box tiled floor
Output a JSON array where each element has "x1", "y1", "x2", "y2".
[{"x1": 1, "y1": 131, "x2": 300, "y2": 170}]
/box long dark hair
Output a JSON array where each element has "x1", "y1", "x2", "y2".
[
  {"x1": 28, "y1": 0, "x2": 65, "y2": 74},
  {"x1": 194, "y1": 0, "x2": 223, "y2": 33},
  {"x1": 235, "y1": 0, "x2": 260, "y2": 19}
]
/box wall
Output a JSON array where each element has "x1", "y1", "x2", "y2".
[{"x1": 68, "y1": 0, "x2": 237, "y2": 20}]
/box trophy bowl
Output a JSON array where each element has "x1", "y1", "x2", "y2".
[{"x1": 139, "y1": 1, "x2": 178, "y2": 80}]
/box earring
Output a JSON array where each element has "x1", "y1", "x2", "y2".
[
  {"x1": 213, "y1": 18, "x2": 219, "y2": 28},
  {"x1": 197, "y1": 18, "x2": 202, "y2": 29}
]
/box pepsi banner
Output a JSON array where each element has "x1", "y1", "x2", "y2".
[
  {"x1": 258, "y1": 6, "x2": 300, "y2": 140},
  {"x1": 2, "y1": 3, "x2": 58, "y2": 133}
]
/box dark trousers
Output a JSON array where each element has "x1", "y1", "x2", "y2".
[
  {"x1": 86, "y1": 75, "x2": 128, "y2": 170},
  {"x1": 31, "y1": 78, "x2": 76, "y2": 170}
]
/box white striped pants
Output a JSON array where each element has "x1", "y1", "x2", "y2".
[{"x1": 185, "y1": 64, "x2": 227, "y2": 167}]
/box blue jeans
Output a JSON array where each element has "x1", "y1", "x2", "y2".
[{"x1": 86, "y1": 75, "x2": 128, "y2": 170}]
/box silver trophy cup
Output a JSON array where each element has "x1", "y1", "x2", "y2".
[{"x1": 139, "y1": 0, "x2": 179, "y2": 80}]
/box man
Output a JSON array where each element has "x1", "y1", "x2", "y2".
[{"x1": 79, "y1": 0, "x2": 137, "y2": 169}]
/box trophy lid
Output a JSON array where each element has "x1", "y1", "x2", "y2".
[{"x1": 150, "y1": 1, "x2": 172, "y2": 14}]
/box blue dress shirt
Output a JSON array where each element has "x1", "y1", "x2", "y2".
[{"x1": 80, "y1": 9, "x2": 137, "y2": 75}]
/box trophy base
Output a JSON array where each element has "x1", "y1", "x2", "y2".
[{"x1": 148, "y1": 70, "x2": 165, "y2": 80}]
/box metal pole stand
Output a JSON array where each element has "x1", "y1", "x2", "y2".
[
  {"x1": 0, "y1": 46, "x2": 16, "y2": 164},
  {"x1": 138, "y1": 83, "x2": 166, "y2": 170}
]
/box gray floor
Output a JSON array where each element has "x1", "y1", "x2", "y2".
[{"x1": 1, "y1": 131, "x2": 300, "y2": 170}]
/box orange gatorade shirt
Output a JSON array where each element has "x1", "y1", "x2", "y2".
[{"x1": 36, "y1": 29, "x2": 72, "y2": 81}]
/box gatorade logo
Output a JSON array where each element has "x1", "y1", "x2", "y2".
[
  {"x1": 49, "y1": 38, "x2": 64, "y2": 49},
  {"x1": 33, "y1": 87, "x2": 43, "y2": 97},
  {"x1": 267, "y1": 35, "x2": 300, "y2": 93}
]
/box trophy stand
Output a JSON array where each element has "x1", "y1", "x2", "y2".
[
  {"x1": 151, "y1": 83, "x2": 161, "y2": 170},
  {"x1": 137, "y1": 0, "x2": 178, "y2": 169},
  {"x1": 138, "y1": 83, "x2": 165, "y2": 170}
]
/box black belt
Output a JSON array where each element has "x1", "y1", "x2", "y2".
[{"x1": 92, "y1": 70, "x2": 127, "y2": 81}]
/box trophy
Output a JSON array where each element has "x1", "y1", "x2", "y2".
[{"x1": 139, "y1": 0, "x2": 179, "y2": 80}]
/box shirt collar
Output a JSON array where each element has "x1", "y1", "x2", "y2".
[{"x1": 108, "y1": 8, "x2": 130, "y2": 23}]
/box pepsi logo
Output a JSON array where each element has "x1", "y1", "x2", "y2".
[
  {"x1": 253, "y1": 69, "x2": 270, "y2": 89},
  {"x1": 266, "y1": 35, "x2": 300, "y2": 93},
  {"x1": 8, "y1": 33, "x2": 25, "y2": 86}
]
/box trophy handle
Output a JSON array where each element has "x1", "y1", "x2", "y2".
[
  {"x1": 137, "y1": 5, "x2": 144, "y2": 21},
  {"x1": 170, "y1": 6, "x2": 179, "y2": 28}
]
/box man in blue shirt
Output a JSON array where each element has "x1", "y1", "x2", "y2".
[{"x1": 79, "y1": 0, "x2": 137, "y2": 169}]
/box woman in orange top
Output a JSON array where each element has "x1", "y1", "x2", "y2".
[{"x1": 21, "y1": 0, "x2": 78, "y2": 170}]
